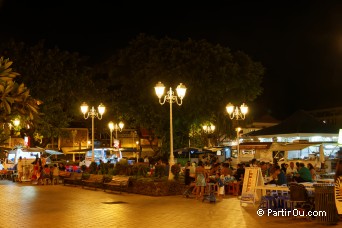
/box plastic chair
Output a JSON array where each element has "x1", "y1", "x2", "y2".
[
  {"x1": 288, "y1": 183, "x2": 314, "y2": 219},
  {"x1": 258, "y1": 195, "x2": 276, "y2": 211}
]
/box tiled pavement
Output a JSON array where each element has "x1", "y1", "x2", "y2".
[{"x1": 0, "y1": 180, "x2": 339, "y2": 228}]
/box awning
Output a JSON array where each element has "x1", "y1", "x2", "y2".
[
  {"x1": 45, "y1": 150, "x2": 63, "y2": 155},
  {"x1": 237, "y1": 142, "x2": 272, "y2": 150},
  {"x1": 270, "y1": 142, "x2": 319, "y2": 151}
]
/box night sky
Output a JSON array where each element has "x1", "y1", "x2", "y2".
[{"x1": 1, "y1": 1, "x2": 342, "y2": 120}]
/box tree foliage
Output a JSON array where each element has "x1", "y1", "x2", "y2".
[
  {"x1": 100, "y1": 34, "x2": 264, "y2": 152},
  {"x1": 0, "y1": 41, "x2": 97, "y2": 146},
  {"x1": 0, "y1": 57, "x2": 40, "y2": 144}
]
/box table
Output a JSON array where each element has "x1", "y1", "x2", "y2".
[
  {"x1": 299, "y1": 182, "x2": 314, "y2": 187},
  {"x1": 254, "y1": 185, "x2": 289, "y2": 201},
  {"x1": 255, "y1": 184, "x2": 315, "y2": 201},
  {"x1": 255, "y1": 185, "x2": 289, "y2": 196},
  {"x1": 316, "y1": 178, "x2": 334, "y2": 183}
]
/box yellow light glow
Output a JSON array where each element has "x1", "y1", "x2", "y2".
[
  {"x1": 97, "y1": 103, "x2": 105, "y2": 115},
  {"x1": 108, "y1": 121, "x2": 114, "y2": 131},
  {"x1": 154, "y1": 81, "x2": 165, "y2": 99},
  {"x1": 176, "y1": 83, "x2": 186, "y2": 99},
  {"x1": 80, "y1": 102, "x2": 89, "y2": 114},
  {"x1": 226, "y1": 103, "x2": 234, "y2": 114}
]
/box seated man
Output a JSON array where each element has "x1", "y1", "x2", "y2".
[
  {"x1": 268, "y1": 165, "x2": 287, "y2": 185},
  {"x1": 294, "y1": 163, "x2": 312, "y2": 183}
]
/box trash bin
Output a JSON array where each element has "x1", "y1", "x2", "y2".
[{"x1": 314, "y1": 183, "x2": 338, "y2": 225}]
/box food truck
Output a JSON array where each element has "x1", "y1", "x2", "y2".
[
  {"x1": 6, "y1": 147, "x2": 42, "y2": 181},
  {"x1": 7, "y1": 147, "x2": 42, "y2": 169},
  {"x1": 83, "y1": 147, "x2": 122, "y2": 166}
]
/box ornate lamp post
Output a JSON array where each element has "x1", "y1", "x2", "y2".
[
  {"x1": 109, "y1": 121, "x2": 124, "y2": 147},
  {"x1": 115, "y1": 121, "x2": 124, "y2": 139},
  {"x1": 80, "y1": 102, "x2": 105, "y2": 162},
  {"x1": 226, "y1": 103, "x2": 248, "y2": 120},
  {"x1": 108, "y1": 121, "x2": 114, "y2": 147},
  {"x1": 13, "y1": 119, "x2": 20, "y2": 128},
  {"x1": 202, "y1": 123, "x2": 215, "y2": 147},
  {"x1": 155, "y1": 81, "x2": 186, "y2": 180},
  {"x1": 225, "y1": 103, "x2": 248, "y2": 165},
  {"x1": 236, "y1": 127, "x2": 241, "y2": 164}
]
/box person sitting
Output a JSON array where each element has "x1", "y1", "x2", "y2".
[
  {"x1": 209, "y1": 163, "x2": 220, "y2": 176},
  {"x1": 234, "y1": 163, "x2": 245, "y2": 181},
  {"x1": 294, "y1": 163, "x2": 312, "y2": 183},
  {"x1": 42, "y1": 164, "x2": 50, "y2": 175},
  {"x1": 307, "y1": 163, "x2": 316, "y2": 181},
  {"x1": 267, "y1": 165, "x2": 287, "y2": 185},
  {"x1": 221, "y1": 163, "x2": 232, "y2": 176},
  {"x1": 280, "y1": 163, "x2": 287, "y2": 174},
  {"x1": 286, "y1": 161, "x2": 297, "y2": 175},
  {"x1": 259, "y1": 162, "x2": 268, "y2": 177},
  {"x1": 58, "y1": 163, "x2": 66, "y2": 171}
]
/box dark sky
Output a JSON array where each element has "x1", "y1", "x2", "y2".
[{"x1": 1, "y1": 0, "x2": 342, "y2": 120}]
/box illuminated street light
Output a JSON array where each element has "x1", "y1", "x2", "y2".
[
  {"x1": 202, "y1": 123, "x2": 215, "y2": 134},
  {"x1": 155, "y1": 81, "x2": 186, "y2": 180},
  {"x1": 13, "y1": 119, "x2": 20, "y2": 127},
  {"x1": 226, "y1": 103, "x2": 248, "y2": 165},
  {"x1": 108, "y1": 121, "x2": 124, "y2": 147},
  {"x1": 226, "y1": 103, "x2": 248, "y2": 120},
  {"x1": 202, "y1": 123, "x2": 215, "y2": 147},
  {"x1": 108, "y1": 121, "x2": 114, "y2": 147},
  {"x1": 80, "y1": 102, "x2": 105, "y2": 162}
]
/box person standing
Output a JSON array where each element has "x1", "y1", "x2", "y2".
[
  {"x1": 17, "y1": 156, "x2": 23, "y2": 182},
  {"x1": 195, "y1": 161, "x2": 207, "y2": 200},
  {"x1": 184, "y1": 161, "x2": 192, "y2": 186}
]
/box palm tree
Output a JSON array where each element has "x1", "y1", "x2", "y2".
[{"x1": 0, "y1": 57, "x2": 40, "y2": 144}]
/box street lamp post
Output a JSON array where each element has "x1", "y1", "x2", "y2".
[
  {"x1": 225, "y1": 103, "x2": 248, "y2": 165},
  {"x1": 155, "y1": 81, "x2": 186, "y2": 180},
  {"x1": 108, "y1": 122, "x2": 114, "y2": 147},
  {"x1": 115, "y1": 122, "x2": 124, "y2": 139},
  {"x1": 81, "y1": 102, "x2": 105, "y2": 162},
  {"x1": 202, "y1": 123, "x2": 215, "y2": 147},
  {"x1": 226, "y1": 103, "x2": 248, "y2": 120},
  {"x1": 236, "y1": 127, "x2": 241, "y2": 164},
  {"x1": 109, "y1": 121, "x2": 124, "y2": 147}
]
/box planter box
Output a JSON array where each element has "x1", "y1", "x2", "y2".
[{"x1": 128, "y1": 178, "x2": 186, "y2": 196}]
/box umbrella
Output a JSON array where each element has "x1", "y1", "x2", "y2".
[
  {"x1": 45, "y1": 150, "x2": 64, "y2": 155},
  {"x1": 22, "y1": 147, "x2": 45, "y2": 152}
]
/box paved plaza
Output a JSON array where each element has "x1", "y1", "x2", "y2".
[{"x1": 0, "y1": 180, "x2": 339, "y2": 228}]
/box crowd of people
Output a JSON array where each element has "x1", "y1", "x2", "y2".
[
  {"x1": 182, "y1": 155, "x2": 323, "y2": 200},
  {"x1": 246, "y1": 158, "x2": 317, "y2": 185},
  {"x1": 183, "y1": 156, "x2": 239, "y2": 200},
  {"x1": 15, "y1": 155, "x2": 66, "y2": 185}
]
